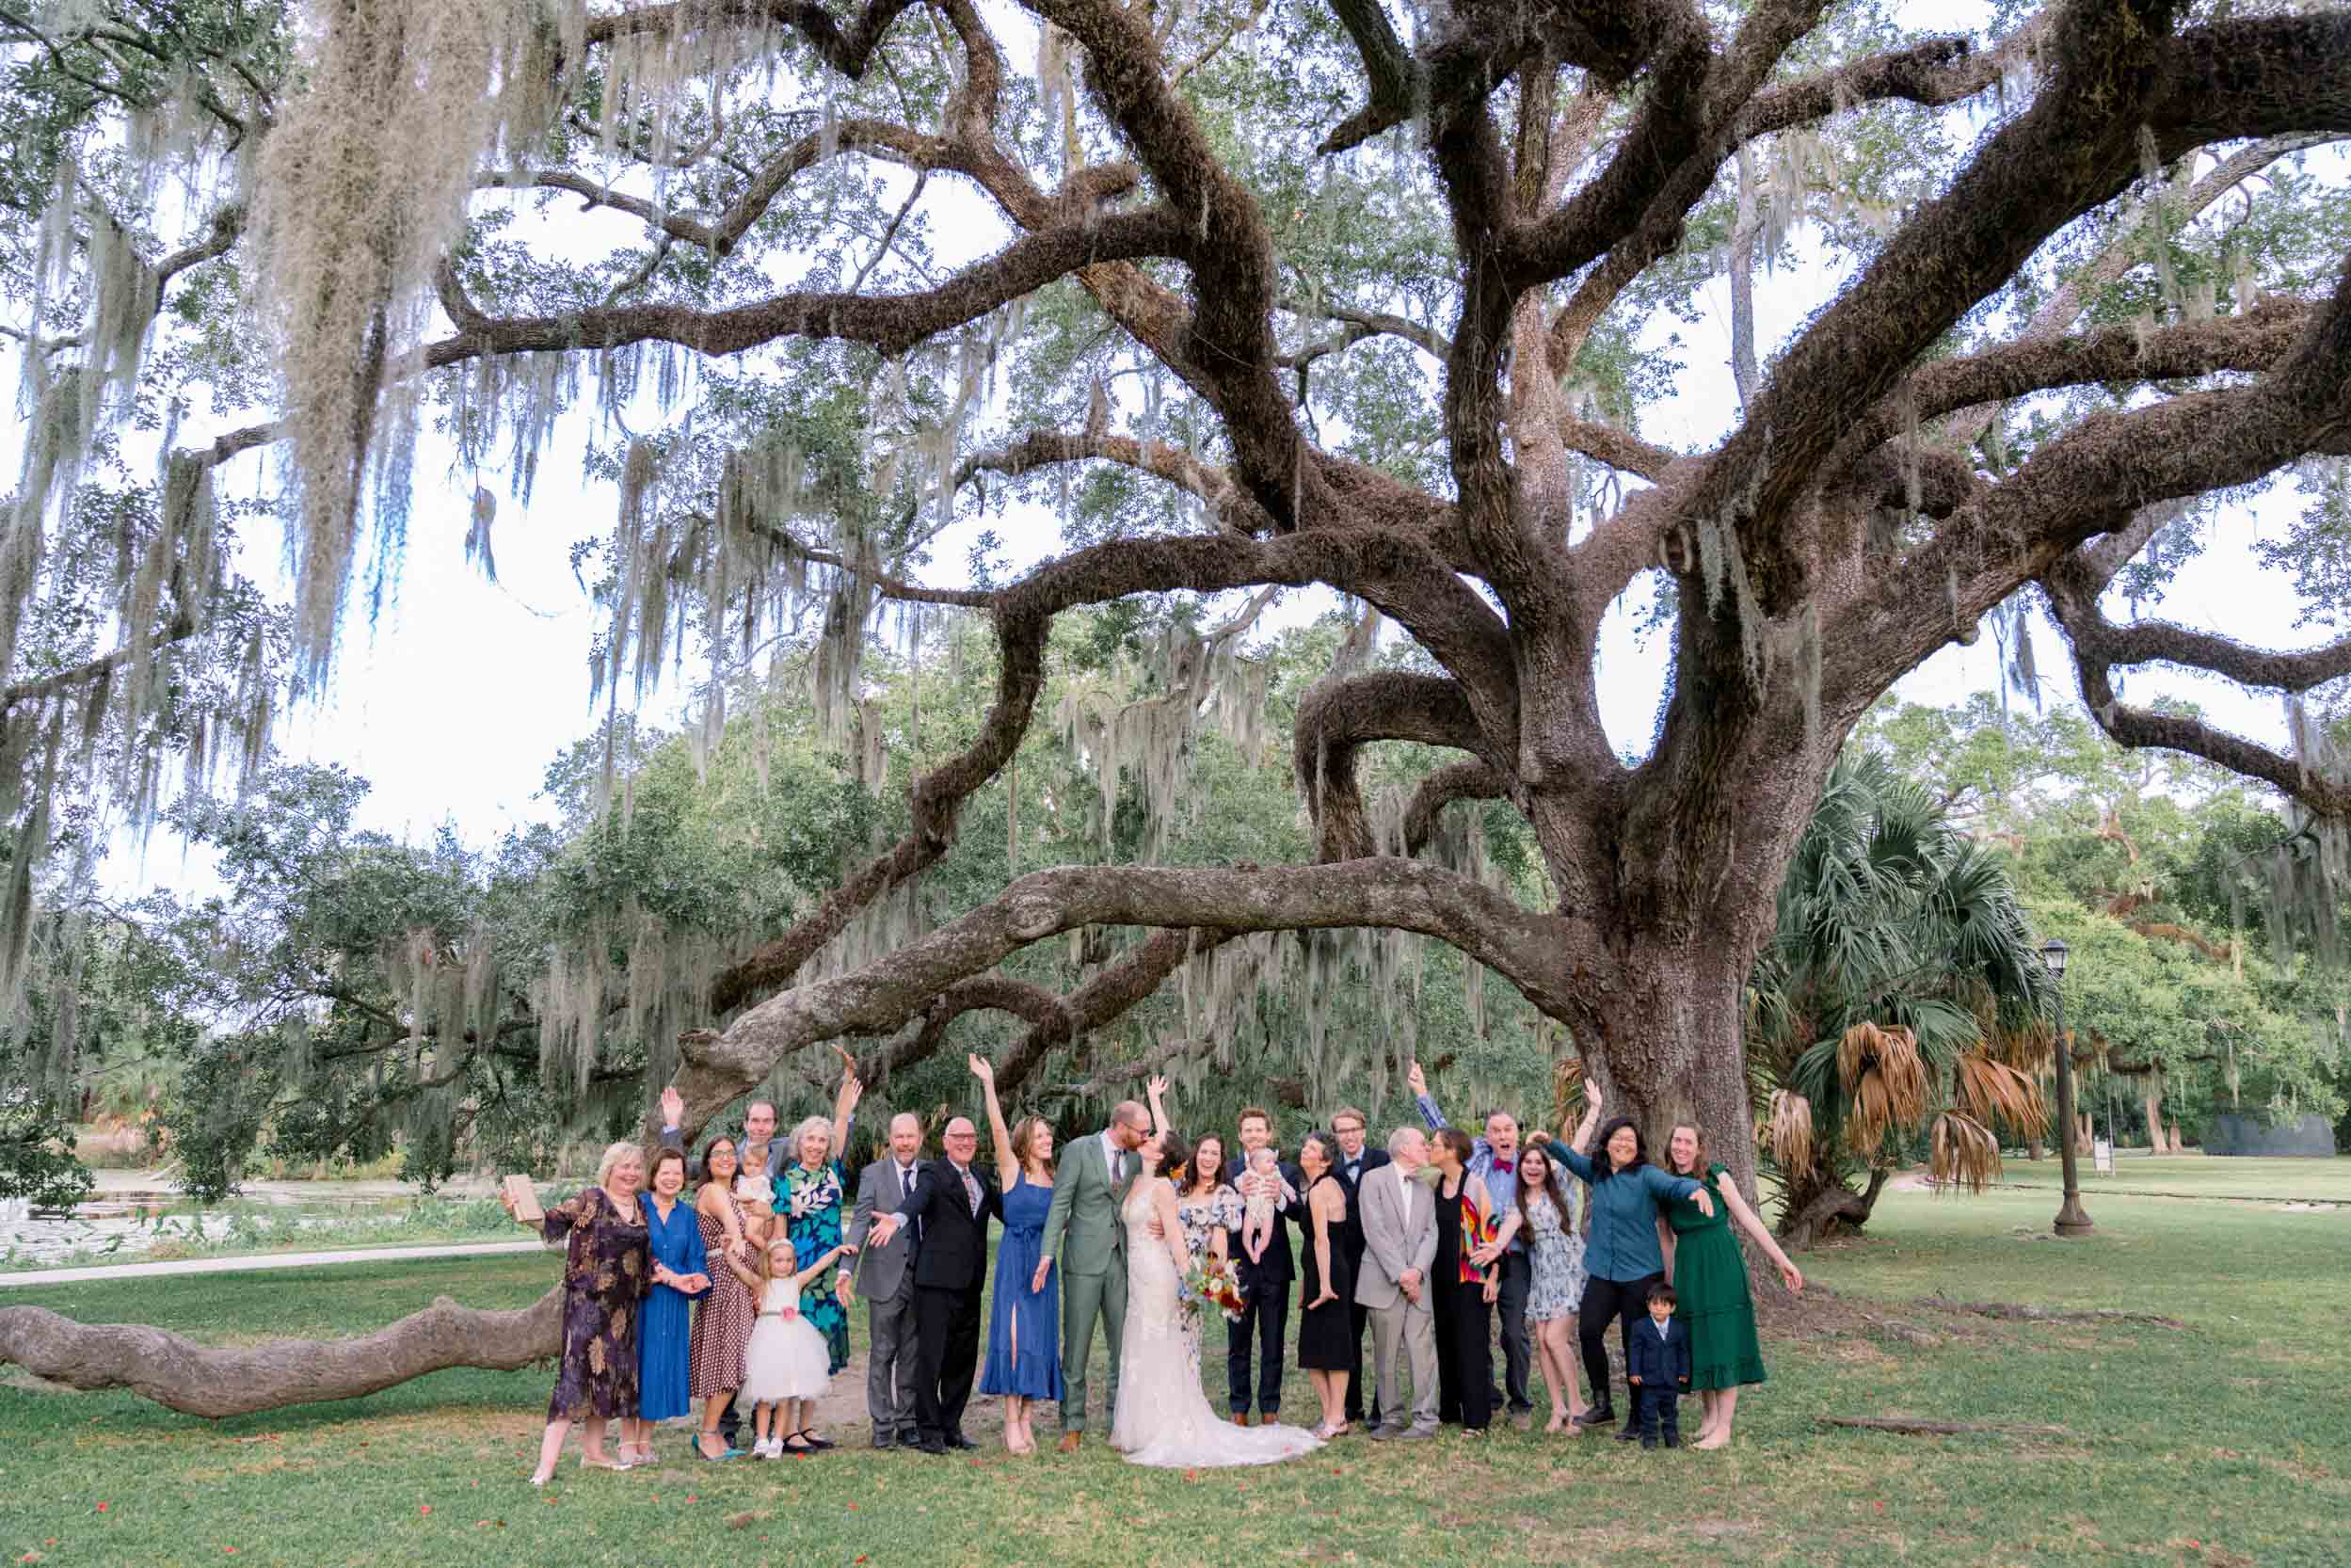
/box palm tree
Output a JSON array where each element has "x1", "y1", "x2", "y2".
[{"x1": 1748, "y1": 753, "x2": 2050, "y2": 1247}]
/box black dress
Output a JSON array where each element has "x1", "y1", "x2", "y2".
[
  {"x1": 1296, "y1": 1174, "x2": 1356, "y2": 1371},
  {"x1": 1429, "y1": 1177, "x2": 1494, "y2": 1431}
]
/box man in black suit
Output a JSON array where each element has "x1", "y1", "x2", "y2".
[
  {"x1": 1224, "y1": 1106, "x2": 1306, "y2": 1425},
  {"x1": 865, "y1": 1115, "x2": 1000, "y2": 1455},
  {"x1": 1328, "y1": 1104, "x2": 1392, "y2": 1429}
]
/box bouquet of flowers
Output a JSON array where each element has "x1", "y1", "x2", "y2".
[{"x1": 1179, "y1": 1255, "x2": 1248, "y2": 1324}]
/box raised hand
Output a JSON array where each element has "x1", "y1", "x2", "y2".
[
  {"x1": 968, "y1": 1052, "x2": 995, "y2": 1084},
  {"x1": 1406, "y1": 1060, "x2": 1428, "y2": 1097},
  {"x1": 1585, "y1": 1081, "x2": 1604, "y2": 1115},
  {"x1": 840, "y1": 1072, "x2": 865, "y2": 1111},
  {"x1": 660, "y1": 1085, "x2": 684, "y2": 1128},
  {"x1": 1146, "y1": 1074, "x2": 1170, "y2": 1100}
]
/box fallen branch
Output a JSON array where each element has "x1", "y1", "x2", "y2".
[
  {"x1": 1916, "y1": 1296, "x2": 2186, "y2": 1330},
  {"x1": 0, "y1": 1288, "x2": 562, "y2": 1417},
  {"x1": 1821, "y1": 1416, "x2": 2075, "y2": 1438}
]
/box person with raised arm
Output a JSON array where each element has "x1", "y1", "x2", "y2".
[
  {"x1": 1529, "y1": 1083, "x2": 1714, "y2": 1442},
  {"x1": 969, "y1": 1052, "x2": 1063, "y2": 1454},
  {"x1": 866, "y1": 1116, "x2": 1001, "y2": 1455},
  {"x1": 1407, "y1": 1059, "x2": 1536, "y2": 1428},
  {"x1": 503, "y1": 1142, "x2": 652, "y2": 1484}
]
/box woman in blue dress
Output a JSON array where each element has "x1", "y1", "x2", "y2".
[
  {"x1": 623, "y1": 1145, "x2": 711, "y2": 1465},
  {"x1": 780, "y1": 1068, "x2": 862, "y2": 1451},
  {"x1": 968, "y1": 1052, "x2": 1061, "y2": 1455}
]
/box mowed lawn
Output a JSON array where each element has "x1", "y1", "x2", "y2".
[{"x1": 3, "y1": 1170, "x2": 2346, "y2": 1568}]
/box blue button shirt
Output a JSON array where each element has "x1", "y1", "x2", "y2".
[{"x1": 1544, "y1": 1137, "x2": 1700, "y2": 1283}]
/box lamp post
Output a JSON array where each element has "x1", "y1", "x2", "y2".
[{"x1": 2039, "y1": 936, "x2": 2094, "y2": 1238}]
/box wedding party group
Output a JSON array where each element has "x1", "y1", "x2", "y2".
[{"x1": 500, "y1": 1055, "x2": 1803, "y2": 1482}]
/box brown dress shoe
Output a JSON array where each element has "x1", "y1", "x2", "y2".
[
  {"x1": 1231, "y1": 1413, "x2": 1250, "y2": 1427},
  {"x1": 1056, "y1": 1432, "x2": 1083, "y2": 1454}
]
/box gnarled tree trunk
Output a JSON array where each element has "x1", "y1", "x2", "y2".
[{"x1": 0, "y1": 1288, "x2": 562, "y2": 1417}]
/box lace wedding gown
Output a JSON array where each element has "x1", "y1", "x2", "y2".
[{"x1": 1110, "y1": 1180, "x2": 1323, "y2": 1469}]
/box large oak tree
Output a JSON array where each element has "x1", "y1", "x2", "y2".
[{"x1": 3, "y1": 0, "x2": 2350, "y2": 1410}]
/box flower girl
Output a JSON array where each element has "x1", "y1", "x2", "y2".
[{"x1": 743, "y1": 1235, "x2": 848, "y2": 1456}]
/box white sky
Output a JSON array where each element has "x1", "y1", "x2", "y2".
[{"x1": 27, "y1": 0, "x2": 2347, "y2": 889}]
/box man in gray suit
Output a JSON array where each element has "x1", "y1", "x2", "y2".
[
  {"x1": 1035, "y1": 1098, "x2": 1150, "y2": 1451},
  {"x1": 845, "y1": 1112, "x2": 927, "y2": 1448},
  {"x1": 1356, "y1": 1126, "x2": 1440, "y2": 1440}
]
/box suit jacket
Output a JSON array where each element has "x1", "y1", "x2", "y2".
[
  {"x1": 1332, "y1": 1146, "x2": 1393, "y2": 1266},
  {"x1": 1039, "y1": 1130, "x2": 1135, "y2": 1279},
  {"x1": 1626, "y1": 1315, "x2": 1692, "y2": 1387},
  {"x1": 847, "y1": 1156, "x2": 925, "y2": 1300},
  {"x1": 1224, "y1": 1157, "x2": 1308, "y2": 1286},
  {"x1": 1353, "y1": 1162, "x2": 1437, "y2": 1310},
  {"x1": 896, "y1": 1158, "x2": 1001, "y2": 1293}
]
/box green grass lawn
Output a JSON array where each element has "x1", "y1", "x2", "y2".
[
  {"x1": 1989, "y1": 1153, "x2": 2351, "y2": 1204},
  {"x1": 3, "y1": 1177, "x2": 2346, "y2": 1568}
]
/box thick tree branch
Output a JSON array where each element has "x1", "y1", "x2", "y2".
[
  {"x1": 1294, "y1": 672, "x2": 1495, "y2": 861},
  {"x1": 670, "y1": 856, "x2": 1572, "y2": 1145},
  {"x1": 1403, "y1": 760, "x2": 1511, "y2": 856},
  {"x1": 954, "y1": 430, "x2": 1272, "y2": 533}
]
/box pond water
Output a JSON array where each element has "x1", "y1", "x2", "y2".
[{"x1": 0, "y1": 1186, "x2": 474, "y2": 1269}]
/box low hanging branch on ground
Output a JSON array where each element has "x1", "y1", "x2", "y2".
[
  {"x1": 1917, "y1": 1297, "x2": 2189, "y2": 1330},
  {"x1": 0, "y1": 1289, "x2": 563, "y2": 1418},
  {"x1": 1821, "y1": 1416, "x2": 2077, "y2": 1439}
]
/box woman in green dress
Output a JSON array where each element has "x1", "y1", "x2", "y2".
[{"x1": 1662, "y1": 1124, "x2": 1804, "y2": 1449}]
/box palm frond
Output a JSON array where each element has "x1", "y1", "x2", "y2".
[
  {"x1": 1762, "y1": 1088, "x2": 1814, "y2": 1176},
  {"x1": 1928, "y1": 1111, "x2": 2002, "y2": 1193}
]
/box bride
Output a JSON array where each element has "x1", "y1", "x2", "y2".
[{"x1": 1110, "y1": 1126, "x2": 1322, "y2": 1469}]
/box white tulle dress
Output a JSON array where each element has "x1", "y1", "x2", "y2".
[
  {"x1": 741, "y1": 1280, "x2": 831, "y2": 1403},
  {"x1": 1110, "y1": 1179, "x2": 1323, "y2": 1469}
]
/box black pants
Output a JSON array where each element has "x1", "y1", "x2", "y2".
[
  {"x1": 913, "y1": 1279, "x2": 984, "y2": 1441},
  {"x1": 1431, "y1": 1282, "x2": 1494, "y2": 1431},
  {"x1": 1638, "y1": 1383, "x2": 1682, "y2": 1445},
  {"x1": 1227, "y1": 1274, "x2": 1290, "y2": 1416},
  {"x1": 1344, "y1": 1292, "x2": 1379, "y2": 1425},
  {"x1": 1495, "y1": 1250, "x2": 1533, "y2": 1412},
  {"x1": 1577, "y1": 1272, "x2": 1664, "y2": 1424}
]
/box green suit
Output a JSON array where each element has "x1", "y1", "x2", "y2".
[{"x1": 1039, "y1": 1130, "x2": 1136, "y2": 1432}]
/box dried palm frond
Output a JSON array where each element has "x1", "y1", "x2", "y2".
[
  {"x1": 1984, "y1": 1014, "x2": 2054, "y2": 1073},
  {"x1": 1551, "y1": 1055, "x2": 1587, "y2": 1136},
  {"x1": 1762, "y1": 1089, "x2": 1814, "y2": 1176},
  {"x1": 1928, "y1": 1111, "x2": 2002, "y2": 1193},
  {"x1": 1955, "y1": 1050, "x2": 2048, "y2": 1135},
  {"x1": 1841, "y1": 1022, "x2": 1928, "y2": 1155}
]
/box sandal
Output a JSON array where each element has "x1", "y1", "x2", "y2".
[{"x1": 695, "y1": 1433, "x2": 743, "y2": 1462}]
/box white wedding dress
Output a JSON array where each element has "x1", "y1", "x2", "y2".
[{"x1": 1110, "y1": 1179, "x2": 1323, "y2": 1469}]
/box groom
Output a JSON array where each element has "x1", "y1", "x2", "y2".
[{"x1": 1036, "y1": 1098, "x2": 1150, "y2": 1451}]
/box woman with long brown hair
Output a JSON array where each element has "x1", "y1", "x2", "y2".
[
  {"x1": 1660, "y1": 1122, "x2": 1803, "y2": 1448},
  {"x1": 971, "y1": 1052, "x2": 1063, "y2": 1454},
  {"x1": 688, "y1": 1135, "x2": 760, "y2": 1461}
]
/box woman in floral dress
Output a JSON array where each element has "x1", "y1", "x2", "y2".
[
  {"x1": 1157, "y1": 1081, "x2": 1237, "y2": 1373},
  {"x1": 779, "y1": 1069, "x2": 862, "y2": 1449},
  {"x1": 1496, "y1": 1140, "x2": 1590, "y2": 1430},
  {"x1": 504, "y1": 1141, "x2": 651, "y2": 1484}
]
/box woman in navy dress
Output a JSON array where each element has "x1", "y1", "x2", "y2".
[
  {"x1": 968, "y1": 1053, "x2": 1062, "y2": 1455},
  {"x1": 622, "y1": 1145, "x2": 710, "y2": 1465}
]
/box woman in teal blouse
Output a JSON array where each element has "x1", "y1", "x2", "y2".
[{"x1": 1537, "y1": 1083, "x2": 1712, "y2": 1442}]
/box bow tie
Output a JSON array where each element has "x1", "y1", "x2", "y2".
[{"x1": 1492, "y1": 1160, "x2": 1514, "y2": 1175}]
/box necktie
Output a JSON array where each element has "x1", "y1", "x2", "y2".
[
  {"x1": 961, "y1": 1166, "x2": 981, "y2": 1216},
  {"x1": 899, "y1": 1163, "x2": 912, "y2": 1204},
  {"x1": 1112, "y1": 1147, "x2": 1124, "y2": 1183}
]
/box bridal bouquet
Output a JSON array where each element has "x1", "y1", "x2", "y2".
[{"x1": 1179, "y1": 1256, "x2": 1247, "y2": 1324}]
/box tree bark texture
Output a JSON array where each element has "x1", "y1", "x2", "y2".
[{"x1": 0, "y1": 1289, "x2": 563, "y2": 1417}]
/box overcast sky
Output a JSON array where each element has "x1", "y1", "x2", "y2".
[{"x1": 30, "y1": 0, "x2": 2345, "y2": 890}]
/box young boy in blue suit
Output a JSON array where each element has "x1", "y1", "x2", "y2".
[{"x1": 1625, "y1": 1282, "x2": 1691, "y2": 1448}]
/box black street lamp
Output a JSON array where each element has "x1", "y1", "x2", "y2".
[{"x1": 2039, "y1": 936, "x2": 2094, "y2": 1238}]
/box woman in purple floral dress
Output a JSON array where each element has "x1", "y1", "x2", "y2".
[{"x1": 504, "y1": 1141, "x2": 652, "y2": 1485}]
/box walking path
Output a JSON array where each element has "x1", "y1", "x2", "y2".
[{"x1": 0, "y1": 1240, "x2": 545, "y2": 1289}]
